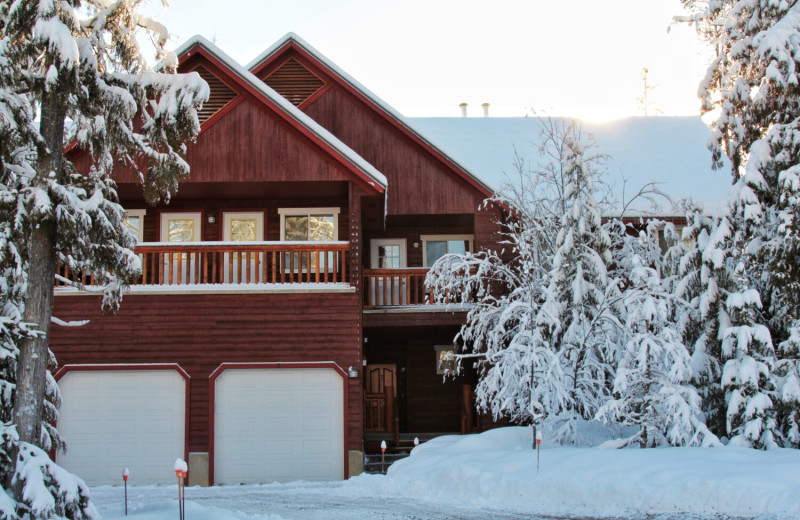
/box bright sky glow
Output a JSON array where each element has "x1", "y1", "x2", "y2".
[{"x1": 147, "y1": 0, "x2": 711, "y2": 122}]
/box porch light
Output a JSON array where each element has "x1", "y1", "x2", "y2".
[
  {"x1": 348, "y1": 366, "x2": 359, "y2": 379},
  {"x1": 207, "y1": 213, "x2": 216, "y2": 224}
]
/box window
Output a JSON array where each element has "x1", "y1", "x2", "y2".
[
  {"x1": 223, "y1": 212, "x2": 264, "y2": 242},
  {"x1": 279, "y1": 208, "x2": 339, "y2": 242},
  {"x1": 370, "y1": 239, "x2": 407, "y2": 269},
  {"x1": 222, "y1": 212, "x2": 265, "y2": 283},
  {"x1": 123, "y1": 209, "x2": 146, "y2": 243},
  {"x1": 159, "y1": 212, "x2": 201, "y2": 283},
  {"x1": 278, "y1": 208, "x2": 340, "y2": 272},
  {"x1": 434, "y1": 345, "x2": 457, "y2": 375},
  {"x1": 160, "y1": 212, "x2": 202, "y2": 243},
  {"x1": 421, "y1": 235, "x2": 473, "y2": 267}
]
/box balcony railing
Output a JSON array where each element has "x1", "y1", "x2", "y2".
[
  {"x1": 363, "y1": 268, "x2": 471, "y2": 307},
  {"x1": 56, "y1": 241, "x2": 350, "y2": 288}
]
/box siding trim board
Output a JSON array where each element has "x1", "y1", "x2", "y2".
[{"x1": 207, "y1": 361, "x2": 349, "y2": 484}]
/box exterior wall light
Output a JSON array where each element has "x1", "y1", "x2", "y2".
[{"x1": 347, "y1": 366, "x2": 359, "y2": 379}]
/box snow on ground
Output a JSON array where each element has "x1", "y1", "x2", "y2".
[
  {"x1": 91, "y1": 426, "x2": 800, "y2": 520},
  {"x1": 370, "y1": 427, "x2": 800, "y2": 518}
]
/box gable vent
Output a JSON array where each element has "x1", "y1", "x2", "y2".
[
  {"x1": 263, "y1": 58, "x2": 326, "y2": 107},
  {"x1": 194, "y1": 66, "x2": 237, "y2": 125}
]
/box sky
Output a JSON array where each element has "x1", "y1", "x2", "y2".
[{"x1": 144, "y1": 0, "x2": 712, "y2": 122}]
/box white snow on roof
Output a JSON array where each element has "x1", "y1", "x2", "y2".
[
  {"x1": 248, "y1": 33, "x2": 495, "y2": 196},
  {"x1": 175, "y1": 36, "x2": 387, "y2": 190},
  {"x1": 409, "y1": 116, "x2": 733, "y2": 217}
]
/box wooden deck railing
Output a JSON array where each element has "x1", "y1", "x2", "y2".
[
  {"x1": 363, "y1": 268, "x2": 430, "y2": 307},
  {"x1": 363, "y1": 268, "x2": 470, "y2": 307},
  {"x1": 56, "y1": 241, "x2": 350, "y2": 287}
]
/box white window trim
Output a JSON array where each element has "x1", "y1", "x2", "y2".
[
  {"x1": 124, "y1": 209, "x2": 147, "y2": 242},
  {"x1": 278, "y1": 207, "x2": 340, "y2": 241},
  {"x1": 222, "y1": 211, "x2": 265, "y2": 242},
  {"x1": 420, "y1": 234, "x2": 474, "y2": 267},
  {"x1": 370, "y1": 239, "x2": 407, "y2": 269},
  {"x1": 160, "y1": 212, "x2": 202, "y2": 242},
  {"x1": 434, "y1": 345, "x2": 457, "y2": 375}
]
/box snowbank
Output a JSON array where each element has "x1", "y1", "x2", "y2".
[{"x1": 350, "y1": 427, "x2": 800, "y2": 517}]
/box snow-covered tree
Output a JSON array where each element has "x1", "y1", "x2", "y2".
[
  {"x1": 427, "y1": 119, "x2": 620, "y2": 444},
  {"x1": 678, "y1": 0, "x2": 800, "y2": 447},
  {"x1": 536, "y1": 125, "x2": 620, "y2": 436},
  {"x1": 0, "y1": 0, "x2": 208, "y2": 516},
  {"x1": 597, "y1": 223, "x2": 719, "y2": 447},
  {"x1": 721, "y1": 288, "x2": 777, "y2": 448}
]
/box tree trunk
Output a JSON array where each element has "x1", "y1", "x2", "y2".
[{"x1": 12, "y1": 92, "x2": 65, "y2": 449}]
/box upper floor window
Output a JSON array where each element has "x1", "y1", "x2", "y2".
[
  {"x1": 279, "y1": 208, "x2": 340, "y2": 242},
  {"x1": 123, "y1": 209, "x2": 146, "y2": 243},
  {"x1": 223, "y1": 212, "x2": 264, "y2": 242},
  {"x1": 421, "y1": 234, "x2": 473, "y2": 267},
  {"x1": 160, "y1": 212, "x2": 202, "y2": 243},
  {"x1": 370, "y1": 239, "x2": 407, "y2": 269}
]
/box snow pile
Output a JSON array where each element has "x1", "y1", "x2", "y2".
[{"x1": 355, "y1": 427, "x2": 800, "y2": 517}]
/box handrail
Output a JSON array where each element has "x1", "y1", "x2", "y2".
[
  {"x1": 57, "y1": 242, "x2": 350, "y2": 287},
  {"x1": 362, "y1": 267, "x2": 472, "y2": 307}
]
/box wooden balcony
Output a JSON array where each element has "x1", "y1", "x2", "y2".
[
  {"x1": 363, "y1": 268, "x2": 469, "y2": 307},
  {"x1": 57, "y1": 241, "x2": 350, "y2": 288}
]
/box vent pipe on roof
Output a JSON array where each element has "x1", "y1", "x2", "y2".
[
  {"x1": 482, "y1": 102, "x2": 490, "y2": 117},
  {"x1": 459, "y1": 103, "x2": 467, "y2": 117}
]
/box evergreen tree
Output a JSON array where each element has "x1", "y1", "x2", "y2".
[
  {"x1": 597, "y1": 224, "x2": 718, "y2": 447},
  {"x1": 0, "y1": 1, "x2": 208, "y2": 516},
  {"x1": 427, "y1": 119, "x2": 620, "y2": 444},
  {"x1": 679, "y1": 0, "x2": 800, "y2": 446},
  {"x1": 537, "y1": 124, "x2": 619, "y2": 435}
]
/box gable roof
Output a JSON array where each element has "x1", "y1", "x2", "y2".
[
  {"x1": 175, "y1": 35, "x2": 387, "y2": 194},
  {"x1": 247, "y1": 32, "x2": 496, "y2": 199}
]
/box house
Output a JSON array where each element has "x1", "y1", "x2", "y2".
[{"x1": 50, "y1": 33, "x2": 504, "y2": 486}]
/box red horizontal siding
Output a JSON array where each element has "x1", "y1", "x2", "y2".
[
  {"x1": 305, "y1": 87, "x2": 484, "y2": 215},
  {"x1": 50, "y1": 292, "x2": 363, "y2": 454}
]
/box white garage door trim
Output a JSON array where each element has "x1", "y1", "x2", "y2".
[
  {"x1": 55, "y1": 364, "x2": 189, "y2": 486},
  {"x1": 210, "y1": 362, "x2": 347, "y2": 484}
]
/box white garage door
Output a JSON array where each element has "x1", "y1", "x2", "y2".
[
  {"x1": 57, "y1": 370, "x2": 186, "y2": 485},
  {"x1": 214, "y1": 368, "x2": 344, "y2": 484}
]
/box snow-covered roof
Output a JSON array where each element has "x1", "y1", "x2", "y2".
[
  {"x1": 248, "y1": 33, "x2": 496, "y2": 198},
  {"x1": 409, "y1": 117, "x2": 734, "y2": 218},
  {"x1": 175, "y1": 36, "x2": 388, "y2": 192}
]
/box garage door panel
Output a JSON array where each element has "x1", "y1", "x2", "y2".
[
  {"x1": 215, "y1": 367, "x2": 343, "y2": 484},
  {"x1": 57, "y1": 370, "x2": 186, "y2": 486}
]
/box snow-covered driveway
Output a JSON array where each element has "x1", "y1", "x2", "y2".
[{"x1": 90, "y1": 481, "x2": 553, "y2": 520}]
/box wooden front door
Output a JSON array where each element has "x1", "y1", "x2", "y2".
[{"x1": 364, "y1": 364, "x2": 397, "y2": 433}]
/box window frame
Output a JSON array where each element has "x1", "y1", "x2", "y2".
[
  {"x1": 222, "y1": 211, "x2": 265, "y2": 242},
  {"x1": 421, "y1": 234, "x2": 474, "y2": 267},
  {"x1": 123, "y1": 209, "x2": 147, "y2": 243},
  {"x1": 278, "y1": 207, "x2": 340, "y2": 242},
  {"x1": 369, "y1": 239, "x2": 407, "y2": 269},
  {"x1": 159, "y1": 212, "x2": 202, "y2": 243}
]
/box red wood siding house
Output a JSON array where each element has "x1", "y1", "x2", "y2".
[{"x1": 50, "y1": 33, "x2": 502, "y2": 486}]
